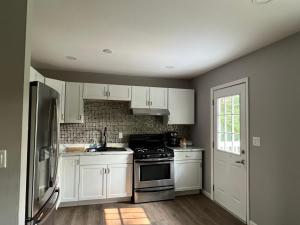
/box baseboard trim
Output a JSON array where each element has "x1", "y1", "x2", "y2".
[
  {"x1": 201, "y1": 190, "x2": 212, "y2": 199},
  {"x1": 59, "y1": 197, "x2": 132, "y2": 208},
  {"x1": 249, "y1": 220, "x2": 258, "y2": 225}
]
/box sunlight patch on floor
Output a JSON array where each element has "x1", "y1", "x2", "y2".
[{"x1": 104, "y1": 207, "x2": 151, "y2": 225}]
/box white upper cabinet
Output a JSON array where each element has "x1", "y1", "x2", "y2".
[
  {"x1": 83, "y1": 83, "x2": 107, "y2": 100},
  {"x1": 131, "y1": 86, "x2": 167, "y2": 109},
  {"x1": 45, "y1": 78, "x2": 66, "y2": 123},
  {"x1": 149, "y1": 87, "x2": 168, "y2": 109},
  {"x1": 168, "y1": 88, "x2": 195, "y2": 124},
  {"x1": 64, "y1": 82, "x2": 84, "y2": 123},
  {"x1": 30, "y1": 67, "x2": 45, "y2": 83},
  {"x1": 107, "y1": 85, "x2": 131, "y2": 101},
  {"x1": 83, "y1": 83, "x2": 131, "y2": 101},
  {"x1": 131, "y1": 86, "x2": 149, "y2": 108}
]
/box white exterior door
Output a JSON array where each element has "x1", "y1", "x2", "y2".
[
  {"x1": 79, "y1": 165, "x2": 107, "y2": 200},
  {"x1": 131, "y1": 86, "x2": 149, "y2": 108},
  {"x1": 213, "y1": 83, "x2": 247, "y2": 221},
  {"x1": 149, "y1": 87, "x2": 167, "y2": 109},
  {"x1": 108, "y1": 85, "x2": 131, "y2": 101},
  {"x1": 60, "y1": 157, "x2": 79, "y2": 202},
  {"x1": 106, "y1": 164, "x2": 133, "y2": 198}
]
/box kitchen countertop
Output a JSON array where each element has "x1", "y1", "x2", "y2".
[
  {"x1": 59, "y1": 143, "x2": 134, "y2": 156},
  {"x1": 169, "y1": 146, "x2": 205, "y2": 152}
]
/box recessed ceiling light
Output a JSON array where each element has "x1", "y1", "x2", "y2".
[
  {"x1": 102, "y1": 49, "x2": 113, "y2": 54},
  {"x1": 165, "y1": 66, "x2": 175, "y2": 69},
  {"x1": 65, "y1": 56, "x2": 77, "y2": 61},
  {"x1": 252, "y1": 0, "x2": 273, "y2": 4}
]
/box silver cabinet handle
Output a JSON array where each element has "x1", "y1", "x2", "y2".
[
  {"x1": 107, "y1": 168, "x2": 110, "y2": 174},
  {"x1": 108, "y1": 91, "x2": 110, "y2": 97},
  {"x1": 103, "y1": 168, "x2": 106, "y2": 174},
  {"x1": 235, "y1": 160, "x2": 245, "y2": 165},
  {"x1": 150, "y1": 101, "x2": 152, "y2": 106}
]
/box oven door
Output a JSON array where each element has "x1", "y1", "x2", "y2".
[{"x1": 134, "y1": 159, "x2": 174, "y2": 189}]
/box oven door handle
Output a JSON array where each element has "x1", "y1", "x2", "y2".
[
  {"x1": 135, "y1": 158, "x2": 174, "y2": 163},
  {"x1": 135, "y1": 186, "x2": 174, "y2": 193}
]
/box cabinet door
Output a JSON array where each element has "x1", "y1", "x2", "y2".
[
  {"x1": 79, "y1": 165, "x2": 107, "y2": 200},
  {"x1": 83, "y1": 83, "x2": 107, "y2": 100},
  {"x1": 45, "y1": 78, "x2": 66, "y2": 123},
  {"x1": 60, "y1": 157, "x2": 79, "y2": 202},
  {"x1": 106, "y1": 164, "x2": 133, "y2": 198},
  {"x1": 30, "y1": 67, "x2": 45, "y2": 83},
  {"x1": 168, "y1": 88, "x2": 195, "y2": 124},
  {"x1": 108, "y1": 85, "x2": 131, "y2": 101},
  {"x1": 131, "y1": 86, "x2": 149, "y2": 108},
  {"x1": 64, "y1": 82, "x2": 84, "y2": 123},
  {"x1": 149, "y1": 87, "x2": 167, "y2": 109},
  {"x1": 174, "y1": 160, "x2": 202, "y2": 191}
]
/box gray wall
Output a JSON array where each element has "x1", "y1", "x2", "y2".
[
  {"x1": 39, "y1": 69, "x2": 192, "y2": 88},
  {"x1": 0, "y1": 1, "x2": 30, "y2": 225},
  {"x1": 191, "y1": 32, "x2": 300, "y2": 225}
]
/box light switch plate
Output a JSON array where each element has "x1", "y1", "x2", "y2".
[
  {"x1": 253, "y1": 137, "x2": 261, "y2": 147},
  {"x1": 0, "y1": 150, "x2": 7, "y2": 168},
  {"x1": 119, "y1": 132, "x2": 123, "y2": 139}
]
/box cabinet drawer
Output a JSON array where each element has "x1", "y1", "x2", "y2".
[
  {"x1": 80, "y1": 154, "x2": 133, "y2": 165},
  {"x1": 174, "y1": 151, "x2": 202, "y2": 161}
]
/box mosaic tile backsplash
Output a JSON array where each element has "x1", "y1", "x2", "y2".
[{"x1": 60, "y1": 101, "x2": 191, "y2": 144}]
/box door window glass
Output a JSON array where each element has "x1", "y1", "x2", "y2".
[{"x1": 217, "y1": 95, "x2": 240, "y2": 154}]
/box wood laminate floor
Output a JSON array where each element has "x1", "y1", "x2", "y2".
[{"x1": 55, "y1": 194, "x2": 245, "y2": 225}]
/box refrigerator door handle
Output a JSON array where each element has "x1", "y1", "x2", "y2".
[{"x1": 34, "y1": 189, "x2": 60, "y2": 225}]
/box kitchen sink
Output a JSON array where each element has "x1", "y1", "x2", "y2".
[{"x1": 85, "y1": 147, "x2": 127, "y2": 152}]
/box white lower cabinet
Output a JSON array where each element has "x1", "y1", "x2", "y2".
[
  {"x1": 60, "y1": 154, "x2": 133, "y2": 204},
  {"x1": 60, "y1": 156, "x2": 79, "y2": 202},
  {"x1": 107, "y1": 164, "x2": 133, "y2": 198},
  {"x1": 175, "y1": 160, "x2": 202, "y2": 191},
  {"x1": 79, "y1": 165, "x2": 107, "y2": 200},
  {"x1": 174, "y1": 150, "x2": 203, "y2": 192}
]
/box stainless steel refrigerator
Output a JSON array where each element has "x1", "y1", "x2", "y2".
[{"x1": 26, "y1": 82, "x2": 60, "y2": 225}]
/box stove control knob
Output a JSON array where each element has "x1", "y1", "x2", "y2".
[{"x1": 146, "y1": 155, "x2": 151, "y2": 158}]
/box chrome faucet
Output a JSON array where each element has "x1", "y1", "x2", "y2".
[{"x1": 103, "y1": 127, "x2": 107, "y2": 148}]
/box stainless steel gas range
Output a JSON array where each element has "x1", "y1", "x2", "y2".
[{"x1": 129, "y1": 134, "x2": 175, "y2": 203}]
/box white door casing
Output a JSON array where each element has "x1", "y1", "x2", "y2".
[{"x1": 212, "y1": 79, "x2": 248, "y2": 222}]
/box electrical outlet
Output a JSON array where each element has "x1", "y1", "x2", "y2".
[
  {"x1": 0, "y1": 150, "x2": 7, "y2": 168},
  {"x1": 119, "y1": 132, "x2": 123, "y2": 139},
  {"x1": 253, "y1": 137, "x2": 261, "y2": 147}
]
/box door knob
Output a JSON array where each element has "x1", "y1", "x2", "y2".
[{"x1": 235, "y1": 159, "x2": 245, "y2": 165}]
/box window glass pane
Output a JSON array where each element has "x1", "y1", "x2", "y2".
[
  {"x1": 225, "y1": 97, "x2": 232, "y2": 114},
  {"x1": 233, "y1": 95, "x2": 240, "y2": 114},
  {"x1": 226, "y1": 115, "x2": 232, "y2": 133},
  {"x1": 218, "y1": 116, "x2": 225, "y2": 132},
  {"x1": 216, "y1": 94, "x2": 241, "y2": 155},
  {"x1": 225, "y1": 133, "x2": 233, "y2": 151},
  {"x1": 218, "y1": 98, "x2": 225, "y2": 115},
  {"x1": 233, "y1": 115, "x2": 240, "y2": 133}
]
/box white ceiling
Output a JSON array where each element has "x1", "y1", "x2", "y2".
[{"x1": 31, "y1": 0, "x2": 300, "y2": 79}]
